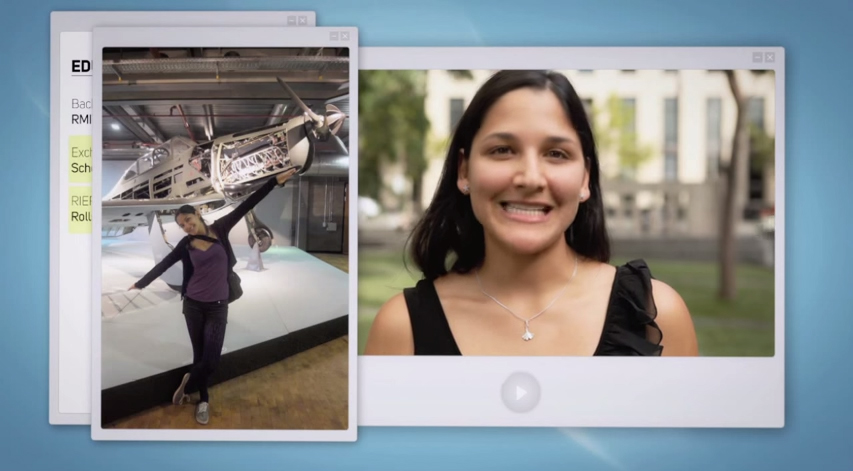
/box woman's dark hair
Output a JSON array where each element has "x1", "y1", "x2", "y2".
[
  {"x1": 174, "y1": 205, "x2": 197, "y2": 222},
  {"x1": 174, "y1": 205, "x2": 209, "y2": 228},
  {"x1": 408, "y1": 70, "x2": 610, "y2": 281}
]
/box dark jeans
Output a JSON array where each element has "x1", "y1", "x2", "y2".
[{"x1": 182, "y1": 297, "x2": 228, "y2": 403}]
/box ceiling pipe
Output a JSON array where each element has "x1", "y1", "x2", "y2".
[
  {"x1": 300, "y1": 154, "x2": 349, "y2": 178},
  {"x1": 265, "y1": 104, "x2": 287, "y2": 125},
  {"x1": 170, "y1": 105, "x2": 196, "y2": 141},
  {"x1": 102, "y1": 148, "x2": 152, "y2": 161},
  {"x1": 203, "y1": 104, "x2": 215, "y2": 140}
]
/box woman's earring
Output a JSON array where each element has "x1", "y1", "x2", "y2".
[
  {"x1": 579, "y1": 192, "x2": 585, "y2": 202},
  {"x1": 462, "y1": 184, "x2": 470, "y2": 195}
]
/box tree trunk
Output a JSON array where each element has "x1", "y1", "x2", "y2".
[
  {"x1": 719, "y1": 70, "x2": 749, "y2": 301},
  {"x1": 411, "y1": 175, "x2": 423, "y2": 218}
]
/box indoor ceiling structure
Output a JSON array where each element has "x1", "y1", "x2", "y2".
[{"x1": 101, "y1": 47, "x2": 350, "y2": 176}]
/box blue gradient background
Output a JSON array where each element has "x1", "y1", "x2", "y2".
[{"x1": 2, "y1": 0, "x2": 852, "y2": 469}]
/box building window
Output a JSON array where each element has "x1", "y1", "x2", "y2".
[
  {"x1": 620, "y1": 98, "x2": 637, "y2": 180},
  {"x1": 748, "y1": 97, "x2": 765, "y2": 131},
  {"x1": 581, "y1": 98, "x2": 594, "y2": 130},
  {"x1": 664, "y1": 98, "x2": 678, "y2": 181},
  {"x1": 706, "y1": 97, "x2": 722, "y2": 180},
  {"x1": 622, "y1": 194, "x2": 635, "y2": 217},
  {"x1": 581, "y1": 98, "x2": 592, "y2": 117},
  {"x1": 745, "y1": 96, "x2": 767, "y2": 220},
  {"x1": 449, "y1": 98, "x2": 465, "y2": 134},
  {"x1": 621, "y1": 98, "x2": 636, "y2": 134}
]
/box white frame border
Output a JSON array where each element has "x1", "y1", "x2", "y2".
[
  {"x1": 357, "y1": 47, "x2": 785, "y2": 428},
  {"x1": 50, "y1": 10, "x2": 317, "y2": 426},
  {"x1": 91, "y1": 26, "x2": 358, "y2": 441}
]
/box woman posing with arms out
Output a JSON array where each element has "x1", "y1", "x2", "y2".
[
  {"x1": 129, "y1": 168, "x2": 298, "y2": 424},
  {"x1": 365, "y1": 70, "x2": 698, "y2": 357}
]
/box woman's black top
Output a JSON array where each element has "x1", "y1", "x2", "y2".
[
  {"x1": 135, "y1": 176, "x2": 282, "y2": 299},
  {"x1": 402, "y1": 259, "x2": 664, "y2": 356}
]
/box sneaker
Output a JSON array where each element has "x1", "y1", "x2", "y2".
[
  {"x1": 172, "y1": 373, "x2": 190, "y2": 405},
  {"x1": 195, "y1": 402, "x2": 210, "y2": 425}
]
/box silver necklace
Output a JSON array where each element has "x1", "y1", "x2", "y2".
[{"x1": 475, "y1": 255, "x2": 579, "y2": 341}]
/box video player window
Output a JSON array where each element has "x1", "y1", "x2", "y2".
[{"x1": 358, "y1": 68, "x2": 776, "y2": 358}]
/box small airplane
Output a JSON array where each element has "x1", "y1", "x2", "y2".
[{"x1": 102, "y1": 77, "x2": 347, "y2": 256}]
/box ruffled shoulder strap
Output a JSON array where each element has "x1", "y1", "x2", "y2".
[{"x1": 593, "y1": 259, "x2": 664, "y2": 356}]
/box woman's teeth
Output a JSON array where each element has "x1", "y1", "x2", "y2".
[{"x1": 503, "y1": 203, "x2": 548, "y2": 216}]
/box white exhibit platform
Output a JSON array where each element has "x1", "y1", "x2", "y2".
[{"x1": 100, "y1": 240, "x2": 348, "y2": 390}]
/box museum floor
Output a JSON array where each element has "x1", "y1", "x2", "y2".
[
  {"x1": 104, "y1": 336, "x2": 349, "y2": 430},
  {"x1": 104, "y1": 253, "x2": 350, "y2": 430}
]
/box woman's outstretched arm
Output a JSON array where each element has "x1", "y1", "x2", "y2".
[
  {"x1": 129, "y1": 238, "x2": 187, "y2": 290},
  {"x1": 215, "y1": 168, "x2": 298, "y2": 232}
]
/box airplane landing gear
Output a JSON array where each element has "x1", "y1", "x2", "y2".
[
  {"x1": 248, "y1": 227, "x2": 273, "y2": 252},
  {"x1": 244, "y1": 210, "x2": 273, "y2": 253}
]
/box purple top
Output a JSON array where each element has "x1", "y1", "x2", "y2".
[{"x1": 185, "y1": 241, "x2": 230, "y2": 302}]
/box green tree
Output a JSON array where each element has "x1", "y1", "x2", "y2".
[
  {"x1": 718, "y1": 70, "x2": 774, "y2": 301},
  {"x1": 592, "y1": 94, "x2": 654, "y2": 179},
  {"x1": 447, "y1": 70, "x2": 474, "y2": 80},
  {"x1": 749, "y1": 123, "x2": 775, "y2": 172},
  {"x1": 718, "y1": 70, "x2": 749, "y2": 301},
  {"x1": 358, "y1": 70, "x2": 430, "y2": 215}
]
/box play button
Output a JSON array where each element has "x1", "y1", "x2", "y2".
[{"x1": 501, "y1": 372, "x2": 540, "y2": 413}]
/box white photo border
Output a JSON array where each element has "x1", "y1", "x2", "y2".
[
  {"x1": 357, "y1": 47, "x2": 785, "y2": 428},
  {"x1": 91, "y1": 26, "x2": 358, "y2": 441},
  {"x1": 50, "y1": 10, "x2": 317, "y2": 426}
]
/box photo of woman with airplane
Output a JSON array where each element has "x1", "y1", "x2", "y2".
[{"x1": 129, "y1": 168, "x2": 298, "y2": 425}]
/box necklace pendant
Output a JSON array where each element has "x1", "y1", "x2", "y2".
[{"x1": 522, "y1": 326, "x2": 534, "y2": 341}]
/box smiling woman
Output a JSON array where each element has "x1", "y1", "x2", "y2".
[
  {"x1": 364, "y1": 70, "x2": 699, "y2": 357},
  {"x1": 127, "y1": 168, "x2": 298, "y2": 424}
]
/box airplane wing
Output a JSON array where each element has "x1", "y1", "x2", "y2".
[{"x1": 102, "y1": 195, "x2": 226, "y2": 233}]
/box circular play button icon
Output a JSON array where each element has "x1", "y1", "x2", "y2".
[{"x1": 501, "y1": 372, "x2": 541, "y2": 413}]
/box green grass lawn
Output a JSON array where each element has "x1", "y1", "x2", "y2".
[{"x1": 357, "y1": 249, "x2": 775, "y2": 357}]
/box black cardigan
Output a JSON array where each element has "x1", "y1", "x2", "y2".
[{"x1": 135, "y1": 176, "x2": 283, "y2": 298}]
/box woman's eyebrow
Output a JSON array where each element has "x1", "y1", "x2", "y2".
[
  {"x1": 481, "y1": 132, "x2": 516, "y2": 141},
  {"x1": 482, "y1": 132, "x2": 577, "y2": 146},
  {"x1": 542, "y1": 135, "x2": 577, "y2": 146}
]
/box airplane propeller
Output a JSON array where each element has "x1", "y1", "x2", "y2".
[
  {"x1": 331, "y1": 133, "x2": 348, "y2": 155},
  {"x1": 276, "y1": 77, "x2": 322, "y2": 122},
  {"x1": 325, "y1": 103, "x2": 348, "y2": 155},
  {"x1": 276, "y1": 77, "x2": 348, "y2": 151}
]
